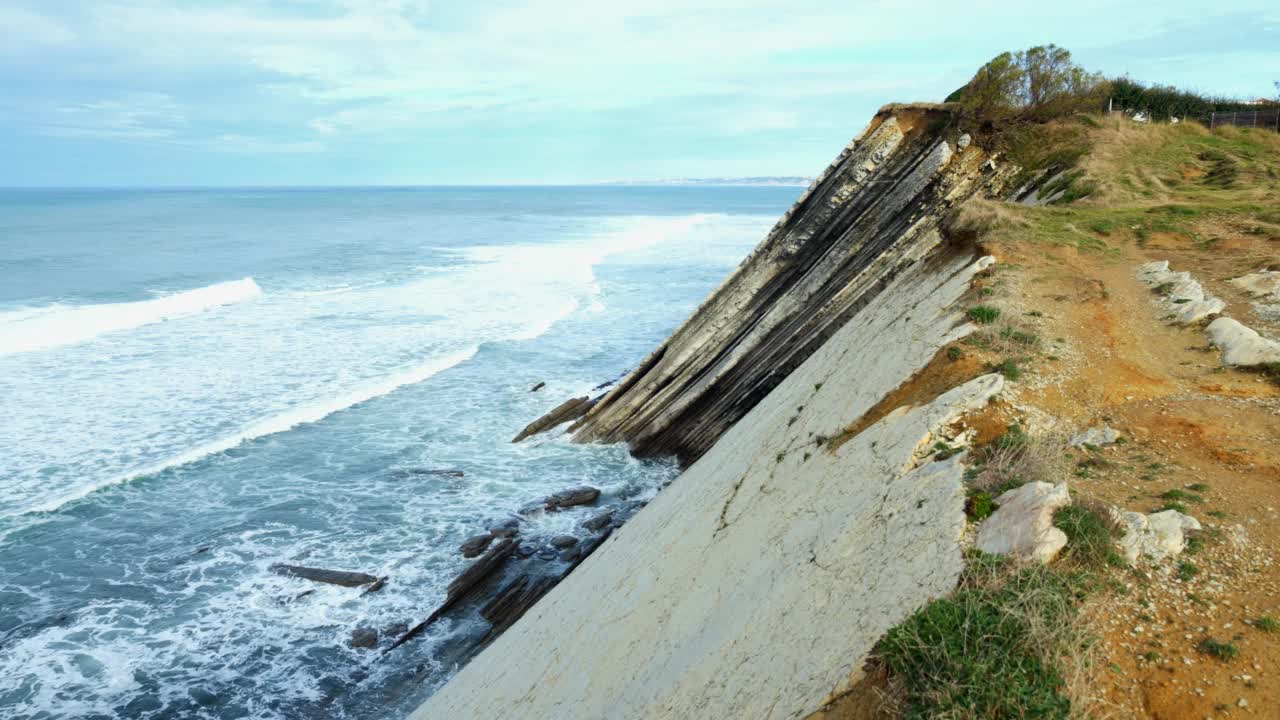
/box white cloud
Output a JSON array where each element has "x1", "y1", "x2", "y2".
[
  {"x1": 0, "y1": 6, "x2": 75, "y2": 54},
  {"x1": 36, "y1": 93, "x2": 186, "y2": 140}
]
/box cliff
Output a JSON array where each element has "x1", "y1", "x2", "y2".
[
  {"x1": 412, "y1": 105, "x2": 1014, "y2": 718},
  {"x1": 568, "y1": 104, "x2": 1006, "y2": 464}
]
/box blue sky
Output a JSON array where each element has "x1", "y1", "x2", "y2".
[{"x1": 1, "y1": 1, "x2": 1276, "y2": 186}]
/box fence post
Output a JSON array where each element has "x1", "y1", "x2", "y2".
[{"x1": 1210, "y1": 111, "x2": 1215, "y2": 128}]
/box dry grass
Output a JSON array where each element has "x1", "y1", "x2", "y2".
[
  {"x1": 949, "y1": 198, "x2": 1031, "y2": 239},
  {"x1": 968, "y1": 430, "x2": 1068, "y2": 496}
]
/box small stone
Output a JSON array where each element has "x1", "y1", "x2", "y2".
[{"x1": 1237, "y1": 697, "x2": 1248, "y2": 708}]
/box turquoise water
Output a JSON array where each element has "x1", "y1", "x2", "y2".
[{"x1": 0, "y1": 186, "x2": 797, "y2": 719}]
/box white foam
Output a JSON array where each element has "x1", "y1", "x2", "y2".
[
  {"x1": 0, "y1": 278, "x2": 264, "y2": 356},
  {"x1": 21, "y1": 347, "x2": 478, "y2": 515}
]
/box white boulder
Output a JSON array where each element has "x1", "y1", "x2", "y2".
[
  {"x1": 1230, "y1": 270, "x2": 1280, "y2": 300},
  {"x1": 1136, "y1": 261, "x2": 1226, "y2": 324},
  {"x1": 1069, "y1": 426, "x2": 1120, "y2": 448},
  {"x1": 1113, "y1": 508, "x2": 1201, "y2": 564},
  {"x1": 976, "y1": 482, "x2": 1071, "y2": 564},
  {"x1": 1206, "y1": 317, "x2": 1280, "y2": 366}
]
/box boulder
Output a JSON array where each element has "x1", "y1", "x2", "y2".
[
  {"x1": 1206, "y1": 317, "x2": 1280, "y2": 367},
  {"x1": 270, "y1": 564, "x2": 380, "y2": 588},
  {"x1": 530, "y1": 381, "x2": 546, "y2": 392},
  {"x1": 522, "y1": 486, "x2": 601, "y2": 515},
  {"x1": 460, "y1": 534, "x2": 494, "y2": 558},
  {"x1": 975, "y1": 482, "x2": 1071, "y2": 564},
  {"x1": 549, "y1": 535, "x2": 578, "y2": 549},
  {"x1": 487, "y1": 518, "x2": 520, "y2": 538},
  {"x1": 1113, "y1": 508, "x2": 1201, "y2": 564},
  {"x1": 582, "y1": 511, "x2": 614, "y2": 532},
  {"x1": 349, "y1": 626, "x2": 378, "y2": 650},
  {"x1": 1230, "y1": 270, "x2": 1280, "y2": 299},
  {"x1": 1069, "y1": 426, "x2": 1120, "y2": 448}
]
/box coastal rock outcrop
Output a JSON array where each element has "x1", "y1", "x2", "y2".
[
  {"x1": 563, "y1": 105, "x2": 1010, "y2": 464},
  {"x1": 414, "y1": 227, "x2": 1005, "y2": 719}
]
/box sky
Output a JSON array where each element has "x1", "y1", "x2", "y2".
[{"x1": 0, "y1": 1, "x2": 1276, "y2": 187}]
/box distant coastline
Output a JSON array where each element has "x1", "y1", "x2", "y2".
[{"x1": 599, "y1": 176, "x2": 814, "y2": 187}]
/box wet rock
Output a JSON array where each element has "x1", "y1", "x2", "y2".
[
  {"x1": 270, "y1": 564, "x2": 380, "y2": 588},
  {"x1": 393, "y1": 468, "x2": 466, "y2": 479},
  {"x1": 479, "y1": 574, "x2": 561, "y2": 639},
  {"x1": 486, "y1": 518, "x2": 520, "y2": 538},
  {"x1": 530, "y1": 381, "x2": 546, "y2": 392},
  {"x1": 460, "y1": 534, "x2": 494, "y2": 558},
  {"x1": 511, "y1": 396, "x2": 595, "y2": 443},
  {"x1": 536, "y1": 548, "x2": 559, "y2": 561},
  {"x1": 549, "y1": 535, "x2": 578, "y2": 549},
  {"x1": 582, "y1": 511, "x2": 614, "y2": 532},
  {"x1": 349, "y1": 626, "x2": 378, "y2": 650},
  {"x1": 516, "y1": 543, "x2": 537, "y2": 558},
  {"x1": 362, "y1": 577, "x2": 388, "y2": 595},
  {"x1": 975, "y1": 482, "x2": 1071, "y2": 564},
  {"x1": 1113, "y1": 508, "x2": 1202, "y2": 564},
  {"x1": 386, "y1": 538, "x2": 518, "y2": 653},
  {"x1": 1069, "y1": 426, "x2": 1120, "y2": 448},
  {"x1": 540, "y1": 486, "x2": 601, "y2": 512}
]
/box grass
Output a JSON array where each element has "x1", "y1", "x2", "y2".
[
  {"x1": 1196, "y1": 637, "x2": 1240, "y2": 660},
  {"x1": 965, "y1": 491, "x2": 996, "y2": 521},
  {"x1": 1053, "y1": 503, "x2": 1121, "y2": 568},
  {"x1": 1176, "y1": 560, "x2": 1200, "y2": 582},
  {"x1": 1253, "y1": 616, "x2": 1280, "y2": 633},
  {"x1": 875, "y1": 552, "x2": 1094, "y2": 719},
  {"x1": 968, "y1": 305, "x2": 1001, "y2": 324},
  {"x1": 989, "y1": 358, "x2": 1023, "y2": 380},
  {"x1": 1159, "y1": 488, "x2": 1204, "y2": 504},
  {"x1": 968, "y1": 428, "x2": 1066, "y2": 496}
]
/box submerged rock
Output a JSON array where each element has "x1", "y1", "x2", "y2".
[
  {"x1": 349, "y1": 626, "x2": 378, "y2": 650},
  {"x1": 529, "y1": 381, "x2": 546, "y2": 392},
  {"x1": 511, "y1": 396, "x2": 595, "y2": 442},
  {"x1": 1113, "y1": 508, "x2": 1201, "y2": 564},
  {"x1": 540, "y1": 486, "x2": 600, "y2": 511},
  {"x1": 975, "y1": 482, "x2": 1071, "y2": 564},
  {"x1": 270, "y1": 564, "x2": 380, "y2": 588}
]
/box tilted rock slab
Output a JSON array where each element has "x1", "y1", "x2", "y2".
[
  {"x1": 1206, "y1": 317, "x2": 1280, "y2": 366},
  {"x1": 413, "y1": 249, "x2": 1003, "y2": 720},
  {"x1": 975, "y1": 482, "x2": 1071, "y2": 564},
  {"x1": 1137, "y1": 261, "x2": 1226, "y2": 324},
  {"x1": 1230, "y1": 269, "x2": 1280, "y2": 300},
  {"x1": 568, "y1": 104, "x2": 1010, "y2": 464},
  {"x1": 1113, "y1": 509, "x2": 1202, "y2": 564}
]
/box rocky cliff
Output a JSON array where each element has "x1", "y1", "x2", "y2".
[
  {"x1": 568, "y1": 104, "x2": 1007, "y2": 464},
  {"x1": 412, "y1": 104, "x2": 1015, "y2": 718}
]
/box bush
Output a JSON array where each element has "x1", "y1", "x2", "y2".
[{"x1": 1108, "y1": 76, "x2": 1259, "y2": 121}]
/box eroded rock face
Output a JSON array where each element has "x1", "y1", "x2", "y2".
[
  {"x1": 1113, "y1": 509, "x2": 1202, "y2": 564},
  {"x1": 975, "y1": 482, "x2": 1071, "y2": 564},
  {"x1": 413, "y1": 243, "x2": 1004, "y2": 720},
  {"x1": 567, "y1": 106, "x2": 1010, "y2": 464},
  {"x1": 1207, "y1": 317, "x2": 1280, "y2": 366}
]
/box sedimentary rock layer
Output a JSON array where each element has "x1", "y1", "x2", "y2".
[
  {"x1": 567, "y1": 105, "x2": 1005, "y2": 464},
  {"x1": 413, "y1": 246, "x2": 1002, "y2": 720}
]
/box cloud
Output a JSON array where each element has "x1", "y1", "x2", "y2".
[
  {"x1": 35, "y1": 93, "x2": 186, "y2": 140},
  {"x1": 0, "y1": 6, "x2": 75, "y2": 54}
]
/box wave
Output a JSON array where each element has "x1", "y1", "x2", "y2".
[
  {"x1": 0, "y1": 278, "x2": 263, "y2": 356},
  {"x1": 20, "y1": 347, "x2": 478, "y2": 515}
]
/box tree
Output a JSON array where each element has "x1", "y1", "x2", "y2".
[{"x1": 957, "y1": 45, "x2": 1106, "y2": 133}]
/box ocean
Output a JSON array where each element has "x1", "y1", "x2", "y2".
[{"x1": 0, "y1": 186, "x2": 798, "y2": 719}]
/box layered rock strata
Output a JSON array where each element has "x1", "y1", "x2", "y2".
[
  {"x1": 560, "y1": 105, "x2": 1007, "y2": 464},
  {"x1": 414, "y1": 241, "x2": 1003, "y2": 718}
]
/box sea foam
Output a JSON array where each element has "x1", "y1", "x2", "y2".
[{"x1": 0, "y1": 277, "x2": 263, "y2": 356}]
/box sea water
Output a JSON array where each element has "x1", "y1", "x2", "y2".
[{"x1": 0, "y1": 186, "x2": 797, "y2": 719}]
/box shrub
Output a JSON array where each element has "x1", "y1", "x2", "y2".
[{"x1": 966, "y1": 491, "x2": 997, "y2": 521}]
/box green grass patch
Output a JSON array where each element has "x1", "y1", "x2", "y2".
[
  {"x1": 990, "y1": 358, "x2": 1023, "y2": 380},
  {"x1": 965, "y1": 491, "x2": 997, "y2": 521},
  {"x1": 876, "y1": 555, "x2": 1086, "y2": 719},
  {"x1": 1176, "y1": 560, "x2": 1199, "y2": 582},
  {"x1": 1159, "y1": 488, "x2": 1204, "y2": 504},
  {"x1": 1053, "y1": 505, "x2": 1119, "y2": 568},
  {"x1": 1253, "y1": 616, "x2": 1280, "y2": 633},
  {"x1": 1196, "y1": 637, "x2": 1240, "y2": 660},
  {"x1": 968, "y1": 305, "x2": 1001, "y2": 324}
]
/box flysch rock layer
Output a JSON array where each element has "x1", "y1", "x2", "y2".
[
  {"x1": 566, "y1": 104, "x2": 1009, "y2": 464},
  {"x1": 1136, "y1": 260, "x2": 1226, "y2": 324},
  {"x1": 412, "y1": 249, "x2": 1003, "y2": 720}
]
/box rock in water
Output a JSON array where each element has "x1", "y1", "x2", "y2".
[
  {"x1": 349, "y1": 627, "x2": 378, "y2": 649},
  {"x1": 975, "y1": 482, "x2": 1071, "y2": 564},
  {"x1": 521, "y1": 486, "x2": 600, "y2": 514},
  {"x1": 511, "y1": 396, "x2": 594, "y2": 442},
  {"x1": 460, "y1": 534, "x2": 494, "y2": 558},
  {"x1": 549, "y1": 535, "x2": 578, "y2": 549},
  {"x1": 270, "y1": 564, "x2": 380, "y2": 588},
  {"x1": 529, "y1": 381, "x2": 546, "y2": 392}
]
